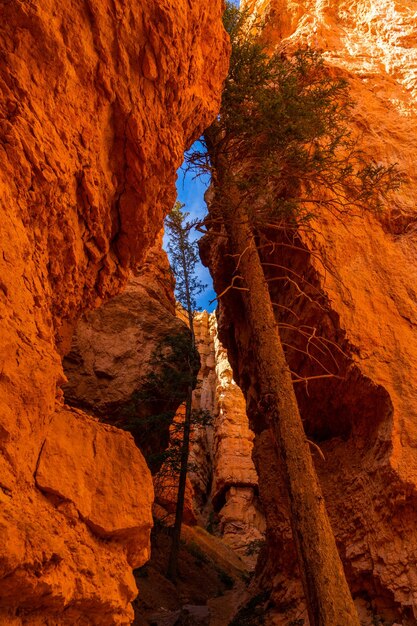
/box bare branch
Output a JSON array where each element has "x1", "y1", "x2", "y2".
[
  {"x1": 307, "y1": 439, "x2": 326, "y2": 462},
  {"x1": 209, "y1": 275, "x2": 249, "y2": 304}
]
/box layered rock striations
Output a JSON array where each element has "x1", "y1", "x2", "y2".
[
  {"x1": 0, "y1": 1, "x2": 228, "y2": 623},
  {"x1": 203, "y1": 1, "x2": 417, "y2": 623}
]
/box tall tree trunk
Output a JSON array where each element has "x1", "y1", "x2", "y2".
[
  {"x1": 165, "y1": 207, "x2": 198, "y2": 582},
  {"x1": 220, "y1": 201, "x2": 359, "y2": 626},
  {"x1": 166, "y1": 383, "x2": 193, "y2": 581}
]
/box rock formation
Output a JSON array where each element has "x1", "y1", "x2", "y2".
[
  {"x1": 63, "y1": 240, "x2": 191, "y2": 466},
  {"x1": 0, "y1": 0, "x2": 228, "y2": 622},
  {"x1": 63, "y1": 285, "x2": 264, "y2": 563},
  {"x1": 201, "y1": 1, "x2": 417, "y2": 623},
  {"x1": 63, "y1": 238, "x2": 180, "y2": 414},
  {"x1": 190, "y1": 312, "x2": 265, "y2": 566},
  {"x1": 153, "y1": 402, "x2": 199, "y2": 526},
  {"x1": 147, "y1": 310, "x2": 265, "y2": 565}
]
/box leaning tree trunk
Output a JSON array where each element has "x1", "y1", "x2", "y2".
[{"x1": 220, "y1": 201, "x2": 360, "y2": 626}]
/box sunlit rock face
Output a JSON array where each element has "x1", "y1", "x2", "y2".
[
  {"x1": 246, "y1": 0, "x2": 417, "y2": 108},
  {"x1": 190, "y1": 312, "x2": 265, "y2": 567},
  {"x1": 203, "y1": 1, "x2": 417, "y2": 623},
  {"x1": 0, "y1": 0, "x2": 228, "y2": 622},
  {"x1": 152, "y1": 311, "x2": 265, "y2": 565}
]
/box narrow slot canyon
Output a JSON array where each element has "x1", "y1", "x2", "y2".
[{"x1": 1, "y1": 1, "x2": 417, "y2": 625}]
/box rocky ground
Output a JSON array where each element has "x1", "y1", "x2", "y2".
[{"x1": 133, "y1": 524, "x2": 249, "y2": 626}]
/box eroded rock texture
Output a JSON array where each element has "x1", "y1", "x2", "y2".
[
  {"x1": 203, "y1": 1, "x2": 417, "y2": 623},
  {"x1": 0, "y1": 0, "x2": 228, "y2": 622},
  {"x1": 190, "y1": 312, "x2": 265, "y2": 566},
  {"x1": 63, "y1": 241, "x2": 191, "y2": 465},
  {"x1": 63, "y1": 238, "x2": 179, "y2": 412},
  {"x1": 151, "y1": 311, "x2": 265, "y2": 565}
]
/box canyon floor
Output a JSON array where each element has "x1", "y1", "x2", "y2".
[{"x1": 132, "y1": 525, "x2": 249, "y2": 626}]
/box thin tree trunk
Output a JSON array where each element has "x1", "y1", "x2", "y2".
[
  {"x1": 166, "y1": 383, "x2": 193, "y2": 581},
  {"x1": 221, "y1": 202, "x2": 360, "y2": 626}
]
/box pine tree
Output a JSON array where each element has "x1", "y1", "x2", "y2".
[
  {"x1": 165, "y1": 201, "x2": 205, "y2": 581},
  {"x1": 188, "y1": 3, "x2": 402, "y2": 623}
]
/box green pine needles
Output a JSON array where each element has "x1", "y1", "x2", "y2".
[
  {"x1": 165, "y1": 202, "x2": 206, "y2": 320},
  {"x1": 164, "y1": 202, "x2": 208, "y2": 580},
  {"x1": 188, "y1": 2, "x2": 403, "y2": 230}
]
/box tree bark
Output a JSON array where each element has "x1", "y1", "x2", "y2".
[
  {"x1": 165, "y1": 208, "x2": 198, "y2": 581},
  {"x1": 221, "y1": 202, "x2": 360, "y2": 626},
  {"x1": 166, "y1": 384, "x2": 193, "y2": 581}
]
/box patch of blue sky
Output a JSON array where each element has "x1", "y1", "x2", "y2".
[
  {"x1": 164, "y1": 140, "x2": 217, "y2": 313},
  {"x1": 176, "y1": 152, "x2": 216, "y2": 312},
  {"x1": 164, "y1": 0, "x2": 240, "y2": 311}
]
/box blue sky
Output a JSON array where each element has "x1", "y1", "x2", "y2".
[
  {"x1": 163, "y1": 143, "x2": 217, "y2": 312},
  {"x1": 166, "y1": 1, "x2": 240, "y2": 311},
  {"x1": 173, "y1": 155, "x2": 217, "y2": 312}
]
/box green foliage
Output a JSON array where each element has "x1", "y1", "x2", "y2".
[
  {"x1": 190, "y1": 2, "x2": 403, "y2": 228},
  {"x1": 165, "y1": 202, "x2": 206, "y2": 314},
  {"x1": 165, "y1": 202, "x2": 210, "y2": 580},
  {"x1": 116, "y1": 331, "x2": 200, "y2": 472},
  {"x1": 138, "y1": 331, "x2": 199, "y2": 412},
  {"x1": 155, "y1": 406, "x2": 213, "y2": 477},
  {"x1": 118, "y1": 329, "x2": 212, "y2": 476}
]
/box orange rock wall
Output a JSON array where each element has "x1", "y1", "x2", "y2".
[
  {"x1": 153, "y1": 403, "x2": 198, "y2": 526},
  {"x1": 0, "y1": 0, "x2": 228, "y2": 623},
  {"x1": 153, "y1": 311, "x2": 265, "y2": 564},
  {"x1": 204, "y1": 1, "x2": 417, "y2": 623}
]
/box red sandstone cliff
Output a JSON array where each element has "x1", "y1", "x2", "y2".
[
  {"x1": 0, "y1": 1, "x2": 228, "y2": 623},
  {"x1": 201, "y1": 1, "x2": 417, "y2": 624}
]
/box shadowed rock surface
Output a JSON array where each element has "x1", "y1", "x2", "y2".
[{"x1": 63, "y1": 241, "x2": 191, "y2": 465}]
